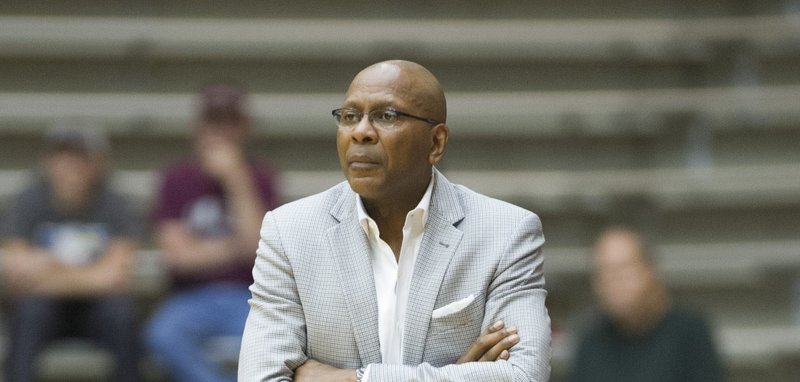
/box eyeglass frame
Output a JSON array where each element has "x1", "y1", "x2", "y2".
[{"x1": 331, "y1": 107, "x2": 441, "y2": 130}]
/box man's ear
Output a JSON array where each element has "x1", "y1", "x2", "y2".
[{"x1": 429, "y1": 123, "x2": 448, "y2": 165}]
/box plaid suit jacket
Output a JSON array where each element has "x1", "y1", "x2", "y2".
[{"x1": 239, "y1": 169, "x2": 551, "y2": 381}]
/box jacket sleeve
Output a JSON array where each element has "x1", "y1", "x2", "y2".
[
  {"x1": 238, "y1": 212, "x2": 308, "y2": 382},
  {"x1": 366, "y1": 213, "x2": 551, "y2": 381}
]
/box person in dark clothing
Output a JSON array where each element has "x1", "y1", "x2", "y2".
[
  {"x1": 570, "y1": 227, "x2": 724, "y2": 382},
  {"x1": 1, "y1": 126, "x2": 141, "y2": 382}
]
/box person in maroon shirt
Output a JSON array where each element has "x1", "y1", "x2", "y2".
[{"x1": 144, "y1": 84, "x2": 278, "y2": 382}]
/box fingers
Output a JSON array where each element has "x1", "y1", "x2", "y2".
[
  {"x1": 486, "y1": 320, "x2": 505, "y2": 334},
  {"x1": 478, "y1": 327, "x2": 518, "y2": 361},
  {"x1": 457, "y1": 321, "x2": 519, "y2": 364},
  {"x1": 457, "y1": 321, "x2": 504, "y2": 363},
  {"x1": 457, "y1": 322, "x2": 499, "y2": 364}
]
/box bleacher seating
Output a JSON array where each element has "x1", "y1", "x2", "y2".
[{"x1": 1, "y1": 1, "x2": 799, "y2": 381}]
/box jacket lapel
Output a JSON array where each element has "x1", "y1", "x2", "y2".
[
  {"x1": 327, "y1": 184, "x2": 383, "y2": 365},
  {"x1": 402, "y1": 169, "x2": 465, "y2": 364}
]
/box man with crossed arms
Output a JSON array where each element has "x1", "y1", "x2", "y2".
[{"x1": 239, "y1": 60, "x2": 551, "y2": 381}]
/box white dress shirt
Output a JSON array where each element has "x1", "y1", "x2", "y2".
[{"x1": 356, "y1": 175, "x2": 435, "y2": 379}]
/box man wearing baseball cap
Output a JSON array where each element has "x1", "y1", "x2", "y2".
[{"x1": 144, "y1": 84, "x2": 279, "y2": 382}]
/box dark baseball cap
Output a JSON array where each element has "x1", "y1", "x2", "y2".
[
  {"x1": 199, "y1": 84, "x2": 248, "y2": 123},
  {"x1": 45, "y1": 124, "x2": 110, "y2": 155}
]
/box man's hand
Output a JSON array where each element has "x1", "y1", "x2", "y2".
[
  {"x1": 457, "y1": 320, "x2": 520, "y2": 364},
  {"x1": 157, "y1": 222, "x2": 197, "y2": 269},
  {"x1": 197, "y1": 135, "x2": 248, "y2": 183},
  {"x1": 293, "y1": 321, "x2": 518, "y2": 381},
  {"x1": 2, "y1": 249, "x2": 51, "y2": 293},
  {"x1": 90, "y1": 242, "x2": 136, "y2": 293},
  {"x1": 294, "y1": 359, "x2": 356, "y2": 382}
]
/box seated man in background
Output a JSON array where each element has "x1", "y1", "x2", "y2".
[
  {"x1": 1, "y1": 125, "x2": 141, "y2": 382},
  {"x1": 570, "y1": 226, "x2": 724, "y2": 382},
  {"x1": 144, "y1": 84, "x2": 278, "y2": 382}
]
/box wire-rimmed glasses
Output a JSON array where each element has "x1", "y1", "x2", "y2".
[{"x1": 332, "y1": 108, "x2": 440, "y2": 131}]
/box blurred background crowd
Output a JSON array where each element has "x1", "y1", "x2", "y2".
[{"x1": 1, "y1": 1, "x2": 799, "y2": 381}]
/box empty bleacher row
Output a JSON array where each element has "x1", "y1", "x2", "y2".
[
  {"x1": 2, "y1": 86, "x2": 800, "y2": 137},
  {"x1": 1, "y1": 1, "x2": 799, "y2": 381},
  {"x1": 2, "y1": 163, "x2": 800, "y2": 212},
  {"x1": 2, "y1": 14, "x2": 799, "y2": 61}
]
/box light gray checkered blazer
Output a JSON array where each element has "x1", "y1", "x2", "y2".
[{"x1": 239, "y1": 169, "x2": 551, "y2": 381}]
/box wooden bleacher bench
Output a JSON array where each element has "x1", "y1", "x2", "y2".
[
  {"x1": 1, "y1": 86, "x2": 799, "y2": 138},
  {"x1": 2, "y1": 164, "x2": 800, "y2": 214},
  {"x1": 1, "y1": 15, "x2": 799, "y2": 61}
]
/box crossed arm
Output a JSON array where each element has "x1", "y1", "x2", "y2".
[
  {"x1": 1, "y1": 238, "x2": 136, "y2": 297},
  {"x1": 294, "y1": 321, "x2": 521, "y2": 381}
]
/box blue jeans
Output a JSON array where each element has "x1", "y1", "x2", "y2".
[
  {"x1": 4, "y1": 295, "x2": 141, "y2": 382},
  {"x1": 144, "y1": 282, "x2": 252, "y2": 382}
]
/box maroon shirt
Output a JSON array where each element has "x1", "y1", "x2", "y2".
[{"x1": 153, "y1": 159, "x2": 278, "y2": 290}]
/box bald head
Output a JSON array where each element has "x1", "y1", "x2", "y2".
[
  {"x1": 336, "y1": 60, "x2": 449, "y2": 208},
  {"x1": 347, "y1": 60, "x2": 447, "y2": 123},
  {"x1": 594, "y1": 228, "x2": 650, "y2": 266},
  {"x1": 593, "y1": 227, "x2": 669, "y2": 330}
]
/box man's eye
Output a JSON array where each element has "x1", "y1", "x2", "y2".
[
  {"x1": 376, "y1": 110, "x2": 398, "y2": 122},
  {"x1": 341, "y1": 111, "x2": 360, "y2": 122}
]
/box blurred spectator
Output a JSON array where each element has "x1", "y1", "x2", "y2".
[
  {"x1": 570, "y1": 226, "x2": 724, "y2": 382},
  {"x1": 144, "y1": 84, "x2": 278, "y2": 382},
  {"x1": 0, "y1": 125, "x2": 141, "y2": 382}
]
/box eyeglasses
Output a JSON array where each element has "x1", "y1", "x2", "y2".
[{"x1": 331, "y1": 108, "x2": 440, "y2": 131}]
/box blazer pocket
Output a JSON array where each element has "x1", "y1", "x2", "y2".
[
  {"x1": 431, "y1": 294, "x2": 476, "y2": 319},
  {"x1": 429, "y1": 292, "x2": 484, "y2": 342}
]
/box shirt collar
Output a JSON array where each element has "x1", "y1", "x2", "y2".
[{"x1": 357, "y1": 173, "x2": 435, "y2": 233}]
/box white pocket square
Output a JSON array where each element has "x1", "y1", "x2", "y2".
[{"x1": 431, "y1": 294, "x2": 475, "y2": 319}]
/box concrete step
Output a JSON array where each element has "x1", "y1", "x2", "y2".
[
  {"x1": 1, "y1": 86, "x2": 799, "y2": 138},
  {"x1": 2, "y1": 15, "x2": 799, "y2": 62}
]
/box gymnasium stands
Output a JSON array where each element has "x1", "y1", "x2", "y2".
[{"x1": 1, "y1": 1, "x2": 799, "y2": 381}]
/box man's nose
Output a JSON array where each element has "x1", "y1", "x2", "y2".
[{"x1": 350, "y1": 114, "x2": 378, "y2": 143}]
